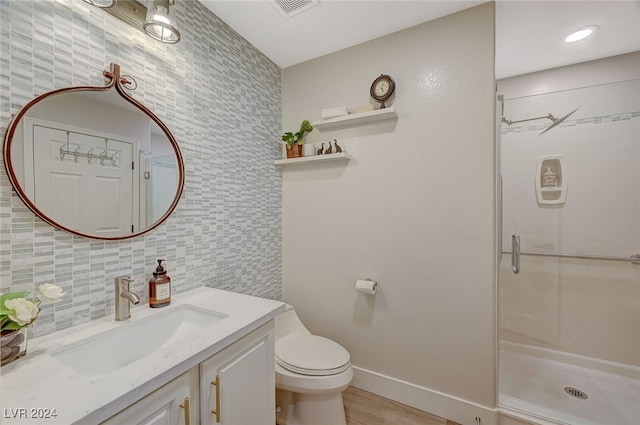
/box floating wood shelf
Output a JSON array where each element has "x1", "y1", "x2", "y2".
[
  {"x1": 311, "y1": 107, "x2": 397, "y2": 130},
  {"x1": 274, "y1": 153, "x2": 352, "y2": 167}
]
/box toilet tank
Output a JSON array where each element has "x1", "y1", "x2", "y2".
[{"x1": 275, "y1": 304, "x2": 310, "y2": 341}]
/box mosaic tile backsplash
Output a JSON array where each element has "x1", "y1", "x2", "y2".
[{"x1": 0, "y1": 0, "x2": 283, "y2": 337}]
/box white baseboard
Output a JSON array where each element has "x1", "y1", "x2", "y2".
[
  {"x1": 351, "y1": 366, "x2": 499, "y2": 425},
  {"x1": 498, "y1": 407, "x2": 564, "y2": 425}
]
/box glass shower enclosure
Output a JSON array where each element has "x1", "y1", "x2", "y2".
[{"x1": 497, "y1": 79, "x2": 640, "y2": 424}]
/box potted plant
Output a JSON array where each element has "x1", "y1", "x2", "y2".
[
  {"x1": 281, "y1": 119, "x2": 313, "y2": 158},
  {"x1": 1, "y1": 283, "x2": 65, "y2": 365}
]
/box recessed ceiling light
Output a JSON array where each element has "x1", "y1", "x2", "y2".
[{"x1": 564, "y1": 25, "x2": 598, "y2": 43}]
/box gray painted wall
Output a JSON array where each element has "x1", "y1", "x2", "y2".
[{"x1": 282, "y1": 3, "x2": 496, "y2": 420}]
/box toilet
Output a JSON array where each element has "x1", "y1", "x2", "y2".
[{"x1": 275, "y1": 304, "x2": 353, "y2": 425}]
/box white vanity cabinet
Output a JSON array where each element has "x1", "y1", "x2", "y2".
[
  {"x1": 200, "y1": 322, "x2": 275, "y2": 425},
  {"x1": 0, "y1": 288, "x2": 284, "y2": 425},
  {"x1": 102, "y1": 321, "x2": 274, "y2": 425},
  {"x1": 102, "y1": 368, "x2": 199, "y2": 425}
]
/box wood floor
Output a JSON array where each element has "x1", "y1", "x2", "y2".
[{"x1": 343, "y1": 386, "x2": 460, "y2": 425}]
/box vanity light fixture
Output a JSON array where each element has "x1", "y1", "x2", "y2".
[
  {"x1": 88, "y1": 0, "x2": 181, "y2": 44},
  {"x1": 143, "y1": 0, "x2": 181, "y2": 44},
  {"x1": 564, "y1": 25, "x2": 598, "y2": 43},
  {"x1": 82, "y1": 0, "x2": 116, "y2": 8}
]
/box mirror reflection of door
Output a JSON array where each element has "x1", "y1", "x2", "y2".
[
  {"x1": 4, "y1": 76, "x2": 185, "y2": 240},
  {"x1": 143, "y1": 154, "x2": 178, "y2": 227},
  {"x1": 25, "y1": 118, "x2": 137, "y2": 237}
]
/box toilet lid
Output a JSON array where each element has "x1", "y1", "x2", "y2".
[{"x1": 276, "y1": 334, "x2": 351, "y2": 376}]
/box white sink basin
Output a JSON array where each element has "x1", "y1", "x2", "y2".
[{"x1": 52, "y1": 305, "x2": 227, "y2": 376}]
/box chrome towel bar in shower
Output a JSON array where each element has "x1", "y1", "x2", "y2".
[
  {"x1": 503, "y1": 250, "x2": 640, "y2": 263},
  {"x1": 504, "y1": 238, "x2": 640, "y2": 275}
]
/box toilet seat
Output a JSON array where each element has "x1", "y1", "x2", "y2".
[{"x1": 276, "y1": 334, "x2": 351, "y2": 376}]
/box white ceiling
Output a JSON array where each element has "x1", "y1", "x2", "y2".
[
  {"x1": 198, "y1": 0, "x2": 640, "y2": 79},
  {"x1": 495, "y1": 0, "x2": 640, "y2": 78}
]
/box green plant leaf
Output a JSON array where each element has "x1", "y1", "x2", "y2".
[
  {"x1": 0, "y1": 292, "x2": 30, "y2": 307},
  {"x1": 2, "y1": 321, "x2": 22, "y2": 331},
  {"x1": 281, "y1": 132, "x2": 293, "y2": 142},
  {"x1": 282, "y1": 120, "x2": 313, "y2": 146},
  {"x1": 299, "y1": 119, "x2": 313, "y2": 135}
]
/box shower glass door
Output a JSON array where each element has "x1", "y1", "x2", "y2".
[{"x1": 498, "y1": 79, "x2": 640, "y2": 425}]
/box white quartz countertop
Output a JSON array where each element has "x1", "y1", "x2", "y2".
[{"x1": 0, "y1": 287, "x2": 285, "y2": 424}]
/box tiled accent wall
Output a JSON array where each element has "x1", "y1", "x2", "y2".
[{"x1": 0, "y1": 0, "x2": 283, "y2": 337}]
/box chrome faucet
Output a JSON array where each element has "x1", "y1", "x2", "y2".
[{"x1": 115, "y1": 275, "x2": 141, "y2": 321}]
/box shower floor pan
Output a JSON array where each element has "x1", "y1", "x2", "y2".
[{"x1": 499, "y1": 342, "x2": 640, "y2": 425}]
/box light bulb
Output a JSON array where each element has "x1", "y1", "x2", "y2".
[
  {"x1": 153, "y1": 14, "x2": 170, "y2": 25},
  {"x1": 564, "y1": 25, "x2": 598, "y2": 43},
  {"x1": 143, "y1": 0, "x2": 180, "y2": 43}
]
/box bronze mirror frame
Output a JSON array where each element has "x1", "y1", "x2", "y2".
[{"x1": 3, "y1": 63, "x2": 185, "y2": 240}]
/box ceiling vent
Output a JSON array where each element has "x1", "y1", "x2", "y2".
[{"x1": 272, "y1": 0, "x2": 318, "y2": 18}]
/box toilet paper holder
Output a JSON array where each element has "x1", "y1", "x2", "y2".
[{"x1": 355, "y1": 278, "x2": 378, "y2": 295}]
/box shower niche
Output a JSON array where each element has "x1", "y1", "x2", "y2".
[{"x1": 535, "y1": 156, "x2": 566, "y2": 205}]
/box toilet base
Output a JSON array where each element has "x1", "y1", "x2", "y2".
[{"x1": 276, "y1": 388, "x2": 347, "y2": 425}]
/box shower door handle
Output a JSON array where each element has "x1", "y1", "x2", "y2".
[{"x1": 511, "y1": 234, "x2": 520, "y2": 274}]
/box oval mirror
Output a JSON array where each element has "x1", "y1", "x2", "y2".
[{"x1": 2, "y1": 63, "x2": 185, "y2": 240}]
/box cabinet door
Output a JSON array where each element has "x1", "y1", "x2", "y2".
[
  {"x1": 102, "y1": 368, "x2": 199, "y2": 425},
  {"x1": 200, "y1": 322, "x2": 275, "y2": 425}
]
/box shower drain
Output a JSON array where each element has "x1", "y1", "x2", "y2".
[{"x1": 564, "y1": 386, "x2": 588, "y2": 399}]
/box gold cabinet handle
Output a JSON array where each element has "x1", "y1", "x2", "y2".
[
  {"x1": 179, "y1": 396, "x2": 190, "y2": 425},
  {"x1": 210, "y1": 374, "x2": 221, "y2": 423}
]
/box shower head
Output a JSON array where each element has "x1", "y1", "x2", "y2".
[
  {"x1": 539, "y1": 107, "x2": 581, "y2": 135},
  {"x1": 502, "y1": 106, "x2": 581, "y2": 133}
]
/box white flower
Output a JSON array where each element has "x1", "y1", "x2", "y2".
[
  {"x1": 4, "y1": 298, "x2": 39, "y2": 326},
  {"x1": 36, "y1": 283, "x2": 65, "y2": 304}
]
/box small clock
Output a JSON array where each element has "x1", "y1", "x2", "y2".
[{"x1": 370, "y1": 74, "x2": 395, "y2": 108}]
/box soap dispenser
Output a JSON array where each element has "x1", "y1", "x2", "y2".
[{"x1": 149, "y1": 259, "x2": 171, "y2": 308}]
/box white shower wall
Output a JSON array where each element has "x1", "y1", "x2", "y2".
[
  {"x1": 501, "y1": 83, "x2": 640, "y2": 258},
  {"x1": 498, "y1": 53, "x2": 640, "y2": 367}
]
